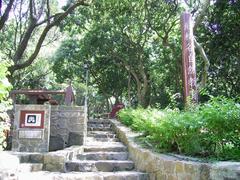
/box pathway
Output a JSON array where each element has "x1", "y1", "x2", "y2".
[
  {"x1": 12, "y1": 119, "x2": 149, "y2": 180},
  {"x1": 64, "y1": 118, "x2": 149, "y2": 179}
]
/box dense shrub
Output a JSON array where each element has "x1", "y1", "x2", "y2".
[
  {"x1": 0, "y1": 110, "x2": 10, "y2": 151},
  {"x1": 0, "y1": 62, "x2": 12, "y2": 150},
  {"x1": 118, "y1": 97, "x2": 240, "y2": 160}
]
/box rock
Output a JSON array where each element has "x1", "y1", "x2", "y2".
[
  {"x1": 77, "y1": 152, "x2": 128, "y2": 161},
  {"x1": 84, "y1": 145, "x2": 127, "y2": 152},
  {"x1": 65, "y1": 160, "x2": 134, "y2": 172},
  {"x1": 67, "y1": 132, "x2": 83, "y2": 146},
  {"x1": 49, "y1": 136, "x2": 65, "y2": 151}
]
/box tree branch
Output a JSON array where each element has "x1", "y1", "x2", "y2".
[
  {"x1": 0, "y1": 0, "x2": 15, "y2": 30},
  {"x1": 12, "y1": 17, "x2": 37, "y2": 64},
  {"x1": 194, "y1": 38, "x2": 210, "y2": 88},
  {"x1": 9, "y1": 0, "x2": 88, "y2": 74},
  {"x1": 36, "y1": 13, "x2": 62, "y2": 27}
]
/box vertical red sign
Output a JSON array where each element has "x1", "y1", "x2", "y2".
[{"x1": 181, "y1": 12, "x2": 198, "y2": 104}]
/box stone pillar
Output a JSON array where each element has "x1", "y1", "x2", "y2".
[
  {"x1": 49, "y1": 106, "x2": 86, "y2": 151},
  {"x1": 181, "y1": 12, "x2": 198, "y2": 104},
  {"x1": 12, "y1": 105, "x2": 51, "y2": 152}
]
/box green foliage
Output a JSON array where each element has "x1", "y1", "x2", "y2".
[
  {"x1": 0, "y1": 61, "x2": 11, "y2": 151},
  {"x1": 55, "y1": 0, "x2": 240, "y2": 109},
  {"x1": 118, "y1": 97, "x2": 240, "y2": 160},
  {"x1": 13, "y1": 57, "x2": 55, "y2": 89},
  {"x1": 197, "y1": 0, "x2": 240, "y2": 98},
  {"x1": 55, "y1": 0, "x2": 183, "y2": 108},
  {"x1": 0, "y1": 110, "x2": 10, "y2": 151},
  {"x1": 199, "y1": 97, "x2": 240, "y2": 159},
  {"x1": 0, "y1": 62, "x2": 11, "y2": 101}
]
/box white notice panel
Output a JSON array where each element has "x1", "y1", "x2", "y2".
[
  {"x1": 24, "y1": 113, "x2": 42, "y2": 127},
  {"x1": 18, "y1": 130, "x2": 43, "y2": 139}
]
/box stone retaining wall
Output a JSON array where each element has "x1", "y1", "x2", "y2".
[
  {"x1": 110, "y1": 119, "x2": 240, "y2": 180},
  {"x1": 50, "y1": 106, "x2": 86, "y2": 151},
  {"x1": 12, "y1": 105, "x2": 86, "y2": 152}
]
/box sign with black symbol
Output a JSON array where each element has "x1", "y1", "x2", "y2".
[
  {"x1": 25, "y1": 114, "x2": 41, "y2": 126},
  {"x1": 20, "y1": 111, "x2": 44, "y2": 128}
]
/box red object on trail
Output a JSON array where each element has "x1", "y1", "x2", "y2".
[{"x1": 109, "y1": 103, "x2": 125, "y2": 118}]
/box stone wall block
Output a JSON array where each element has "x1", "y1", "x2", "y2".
[
  {"x1": 67, "y1": 132, "x2": 83, "y2": 146},
  {"x1": 49, "y1": 106, "x2": 86, "y2": 150},
  {"x1": 163, "y1": 160, "x2": 175, "y2": 174},
  {"x1": 210, "y1": 162, "x2": 240, "y2": 180},
  {"x1": 29, "y1": 154, "x2": 43, "y2": 163},
  {"x1": 43, "y1": 154, "x2": 65, "y2": 172},
  {"x1": 175, "y1": 161, "x2": 185, "y2": 174},
  {"x1": 67, "y1": 123, "x2": 85, "y2": 132}
]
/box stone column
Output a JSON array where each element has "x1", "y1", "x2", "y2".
[
  {"x1": 12, "y1": 105, "x2": 51, "y2": 152},
  {"x1": 181, "y1": 12, "x2": 198, "y2": 104}
]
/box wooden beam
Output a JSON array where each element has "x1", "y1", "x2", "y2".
[{"x1": 10, "y1": 89, "x2": 65, "y2": 95}]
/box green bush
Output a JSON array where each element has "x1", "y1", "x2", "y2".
[
  {"x1": 118, "y1": 97, "x2": 240, "y2": 160},
  {"x1": 199, "y1": 97, "x2": 240, "y2": 159},
  {"x1": 0, "y1": 111, "x2": 10, "y2": 151},
  {"x1": 0, "y1": 61, "x2": 12, "y2": 151}
]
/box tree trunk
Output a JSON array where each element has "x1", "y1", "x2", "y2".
[
  {"x1": 106, "y1": 97, "x2": 110, "y2": 112},
  {"x1": 127, "y1": 72, "x2": 131, "y2": 106}
]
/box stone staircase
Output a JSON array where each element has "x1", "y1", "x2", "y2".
[
  {"x1": 1, "y1": 119, "x2": 149, "y2": 180},
  {"x1": 64, "y1": 119, "x2": 149, "y2": 179}
]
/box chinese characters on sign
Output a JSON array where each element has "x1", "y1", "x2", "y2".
[{"x1": 181, "y1": 12, "x2": 198, "y2": 104}]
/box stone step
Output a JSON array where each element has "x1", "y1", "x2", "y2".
[
  {"x1": 86, "y1": 141, "x2": 124, "y2": 146},
  {"x1": 65, "y1": 160, "x2": 134, "y2": 172},
  {"x1": 88, "y1": 123, "x2": 111, "y2": 129},
  {"x1": 87, "y1": 127, "x2": 112, "y2": 131},
  {"x1": 87, "y1": 131, "x2": 117, "y2": 138},
  {"x1": 88, "y1": 119, "x2": 111, "y2": 124},
  {"x1": 85, "y1": 141, "x2": 126, "y2": 148},
  {"x1": 84, "y1": 145, "x2": 127, "y2": 152},
  {"x1": 86, "y1": 137, "x2": 120, "y2": 142},
  {"x1": 77, "y1": 152, "x2": 129, "y2": 161},
  {"x1": 17, "y1": 171, "x2": 149, "y2": 180},
  {"x1": 18, "y1": 163, "x2": 43, "y2": 172}
]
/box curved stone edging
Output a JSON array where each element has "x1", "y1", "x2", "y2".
[{"x1": 110, "y1": 119, "x2": 240, "y2": 180}]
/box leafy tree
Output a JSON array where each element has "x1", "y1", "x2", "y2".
[
  {"x1": 52, "y1": 0, "x2": 239, "y2": 110},
  {"x1": 0, "y1": 0, "x2": 88, "y2": 85},
  {"x1": 54, "y1": 0, "x2": 184, "y2": 108},
  {"x1": 196, "y1": 0, "x2": 240, "y2": 98},
  {"x1": 13, "y1": 57, "x2": 54, "y2": 89}
]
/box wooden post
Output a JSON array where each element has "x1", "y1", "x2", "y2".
[{"x1": 181, "y1": 12, "x2": 198, "y2": 104}]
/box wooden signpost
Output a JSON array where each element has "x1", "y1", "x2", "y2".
[{"x1": 181, "y1": 12, "x2": 198, "y2": 105}]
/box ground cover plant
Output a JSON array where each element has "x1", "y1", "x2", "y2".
[{"x1": 118, "y1": 97, "x2": 240, "y2": 161}]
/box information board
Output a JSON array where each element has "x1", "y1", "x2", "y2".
[{"x1": 20, "y1": 110, "x2": 45, "y2": 128}]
